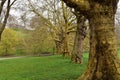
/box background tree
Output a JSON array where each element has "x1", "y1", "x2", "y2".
[
  {"x1": 115, "y1": 7, "x2": 120, "y2": 48},
  {"x1": 27, "y1": 0, "x2": 76, "y2": 57},
  {"x1": 0, "y1": 28, "x2": 25, "y2": 56},
  {"x1": 71, "y1": 10, "x2": 88, "y2": 64},
  {"x1": 25, "y1": 15, "x2": 54, "y2": 55}
]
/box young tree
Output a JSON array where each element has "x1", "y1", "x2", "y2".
[
  {"x1": 63, "y1": 0, "x2": 120, "y2": 80},
  {"x1": 0, "y1": 0, "x2": 17, "y2": 40},
  {"x1": 0, "y1": 28, "x2": 25, "y2": 56}
]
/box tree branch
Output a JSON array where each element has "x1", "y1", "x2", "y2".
[
  {"x1": 62, "y1": 0, "x2": 90, "y2": 11},
  {"x1": 0, "y1": 0, "x2": 7, "y2": 16},
  {"x1": 10, "y1": 0, "x2": 17, "y2": 7}
]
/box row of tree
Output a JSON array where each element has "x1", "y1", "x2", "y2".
[
  {"x1": 26, "y1": 0, "x2": 90, "y2": 63},
  {"x1": 62, "y1": 0, "x2": 120, "y2": 80},
  {"x1": 0, "y1": 0, "x2": 120, "y2": 80}
]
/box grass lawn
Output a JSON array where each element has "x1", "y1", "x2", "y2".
[
  {"x1": 0, "y1": 54, "x2": 88, "y2": 80},
  {"x1": 118, "y1": 49, "x2": 120, "y2": 57}
]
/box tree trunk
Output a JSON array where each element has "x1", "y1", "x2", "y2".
[
  {"x1": 78, "y1": 4, "x2": 120, "y2": 80},
  {"x1": 0, "y1": 0, "x2": 10, "y2": 40},
  {"x1": 0, "y1": 0, "x2": 16, "y2": 40},
  {"x1": 62, "y1": 1, "x2": 70, "y2": 57},
  {"x1": 62, "y1": 0, "x2": 120, "y2": 80},
  {"x1": 55, "y1": 41, "x2": 63, "y2": 54},
  {"x1": 63, "y1": 24, "x2": 70, "y2": 57},
  {"x1": 0, "y1": 0, "x2": 6, "y2": 16},
  {"x1": 71, "y1": 15, "x2": 87, "y2": 64},
  {"x1": 5, "y1": 47, "x2": 8, "y2": 56}
]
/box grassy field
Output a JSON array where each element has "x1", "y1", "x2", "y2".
[
  {"x1": 0, "y1": 54, "x2": 88, "y2": 80},
  {"x1": 118, "y1": 49, "x2": 120, "y2": 57},
  {"x1": 0, "y1": 52, "x2": 119, "y2": 80}
]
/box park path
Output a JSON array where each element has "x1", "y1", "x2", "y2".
[{"x1": 0, "y1": 56, "x2": 26, "y2": 60}]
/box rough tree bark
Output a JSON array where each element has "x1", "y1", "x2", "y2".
[
  {"x1": 62, "y1": 1, "x2": 70, "y2": 57},
  {"x1": 71, "y1": 13, "x2": 87, "y2": 64},
  {"x1": 63, "y1": 0, "x2": 120, "y2": 80}
]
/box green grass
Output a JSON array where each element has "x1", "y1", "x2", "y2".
[
  {"x1": 0, "y1": 52, "x2": 119, "y2": 80},
  {"x1": 0, "y1": 54, "x2": 88, "y2": 80},
  {"x1": 118, "y1": 49, "x2": 120, "y2": 57}
]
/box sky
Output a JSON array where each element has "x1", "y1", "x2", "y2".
[
  {"x1": 9, "y1": 0, "x2": 120, "y2": 27},
  {"x1": 117, "y1": 1, "x2": 120, "y2": 12},
  {"x1": 10, "y1": 0, "x2": 120, "y2": 17}
]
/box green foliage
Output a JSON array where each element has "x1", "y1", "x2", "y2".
[
  {"x1": 0, "y1": 28, "x2": 25, "y2": 56},
  {"x1": 0, "y1": 26, "x2": 55, "y2": 56},
  {"x1": 0, "y1": 54, "x2": 88, "y2": 80},
  {"x1": 118, "y1": 49, "x2": 120, "y2": 58},
  {"x1": 25, "y1": 26, "x2": 55, "y2": 55}
]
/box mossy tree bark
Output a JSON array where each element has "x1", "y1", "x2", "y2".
[
  {"x1": 62, "y1": 1, "x2": 72, "y2": 57},
  {"x1": 72, "y1": 13, "x2": 87, "y2": 64},
  {"x1": 63, "y1": 0, "x2": 120, "y2": 80},
  {"x1": 79, "y1": 14, "x2": 120, "y2": 80}
]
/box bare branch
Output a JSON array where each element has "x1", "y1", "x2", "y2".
[
  {"x1": 0, "y1": 0, "x2": 7, "y2": 16},
  {"x1": 10, "y1": 0, "x2": 17, "y2": 7}
]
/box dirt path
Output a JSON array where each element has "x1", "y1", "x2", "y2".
[{"x1": 0, "y1": 56, "x2": 26, "y2": 60}]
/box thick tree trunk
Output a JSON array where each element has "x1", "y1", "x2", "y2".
[
  {"x1": 71, "y1": 15, "x2": 86, "y2": 64},
  {"x1": 62, "y1": 1, "x2": 70, "y2": 57},
  {"x1": 55, "y1": 41, "x2": 60, "y2": 54},
  {"x1": 62, "y1": 0, "x2": 120, "y2": 80},
  {"x1": 63, "y1": 24, "x2": 70, "y2": 57},
  {"x1": 78, "y1": 6, "x2": 120, "y2": 80}
]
